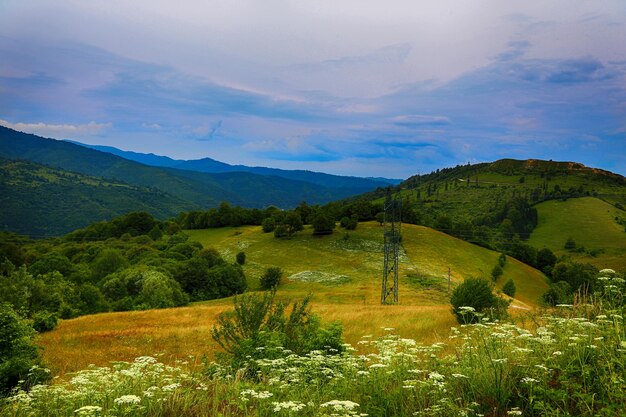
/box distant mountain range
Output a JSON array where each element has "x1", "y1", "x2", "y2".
[
  {"x1": 0, "y1": 126, "x2": 398, "y2": 236},
  {"x1": 67, "y1": 141, "x2": 402, "y2": 188}
]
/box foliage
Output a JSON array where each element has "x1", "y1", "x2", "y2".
[
  {"x1": 31, "y1": 311, "x2": 58, "y2": 333},
  {"x1": 339, "y1": 215, "x2": 358, "y2": 230},
  {"x1": 311, "y1": 212, "x2": 336, "y2": 235},
  {"x1": 502, "y1": 279, "x2": 516, "y2": 297},
  {"x1": 450, "y1": 277, "x2": 509, "y2": 323},
  {"x1": 564, "y1": 237, "x2": 576, "y2": 250},
  {"x1": 260, "y1": 267, "x2": 283, "y2": 290},
  {"x1": 498, "y1": 252, "x2": 506, "y2": 268},
  {"x1": 210, "y1": 292, "x2": 344, "y2": 372},
  {"x1": 236, "y1": 251, "x2": 246, "y2": 265},
  {"x1": 542, "y1": 281, "x2": 573, "y2": 306},
  {"x1": 261, "y1": 217, "x2": 276, "y2": 233},
  {"x1": 491, "y1": 264, "x2": 503, "y2": 282},
  {"x1": 0, "y1": 303, "x2": 49, "y2": 396}
]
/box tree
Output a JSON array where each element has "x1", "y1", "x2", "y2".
[
  {"x1": 262, "y1": 217, "x2": 276, "y2": 233},
  {"x1": 537, "y1": 248, "x2": 557, "y2": 275},
  {"x1": 283, "y1": 212, "x2": 304, "y2": 236},
  {"x1": 236, "y1": 251, "x2": 246, "y2": 265},
  {"x1": 375, "y1": 212, "x2": 385, "y2": 226},
  {"x1": 450, "y1": 277, "x2": 509, "y2": 324},
  {"x1": 0, "y1": 303, "x2": 49, "y2": 395},
  {"x1": 502, "y1": 279, "x2": 516, "y2": 297},
  {"x1": 491, "y1": 264, "x2": 503, "y2": 282},
  {"x1": 311, "y1": 212, "x2": 336, "y2": 235},
  {"x1": 498, "y1": 253, "x2": 507, "y2": 268},
  {"x1": 260, "y1": 267, "x2": 283, "y2": 290}
]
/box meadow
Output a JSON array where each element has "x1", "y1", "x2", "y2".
[
  {"x1": 37, "y1": 222, "x2": 547, "y2": 375},
  {"x1": 528, "y1": 197, "x2": 626, "y2": 270}
]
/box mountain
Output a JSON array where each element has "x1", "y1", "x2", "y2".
[
  {"x1": 72, "y1": 141, "x2": 402, "y2": 188},
  {"x1": 0, "y1": 126, "x2": 393, "y2": 236},
  {"x1": 0, "y1": 157, "x2": 192, "y2": 236}
]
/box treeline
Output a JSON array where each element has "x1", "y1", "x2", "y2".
[{"x1": 0, "y1": 212, "x2": 246, "y2": 332}]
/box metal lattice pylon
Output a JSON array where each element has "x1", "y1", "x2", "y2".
[{"x1": 381, "y1": 189, "x2": 401, "y2": 304}]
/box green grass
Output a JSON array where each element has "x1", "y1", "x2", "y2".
[
  {"x1": 528, "y1": 197, "x2": 626, "y2": 270},
  {"x1": 187, "y1": 222, "x2": 549, "y2": 308}
]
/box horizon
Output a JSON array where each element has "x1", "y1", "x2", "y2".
[{"x1": 1, "y1": 1, "x2": 625, "y2": 177}]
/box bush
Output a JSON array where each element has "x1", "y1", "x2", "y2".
[
  {"x1": 260, "y1": 267, "x2": 282, "y2": 290},
  {"x1": 340, "y1": 215, "x2": 358, "y2": 230},
  {"x1": 498, "y1": 253, "x2": 506, "y2": 268},
  {"x1": 502, "y1": 279, "x2": 516, "y2": 297},
  {"x1": 564, "y1": 237, "x2": 576, "y2": 250},
  {"x1": 311, "y1": 212, "x2": 336, "y2": 235},
  {"x1": 0, "y1": 303, "x2": 49, "y2": 395},
  {"x1": 261, "y1": 217, "x2": 276, "y2": 233},
  {"x1": 210, "y1": 292, "x2": 344, "y2": 372},
  {"x1": 450, "y1": 277, "x2": 509, "y2": 324},
  {"x1": 235, "y1": 251, "x2": 246, "y2": 265},
  {"x1": 491, "y1": 264, "x2": 503, "y2": 282},
  {"x1": 32, "y1": 311, "x2": 58, "y2": 333},
  {"x1": 273, "y1": 224, "x2": 289, "y2": 238}
]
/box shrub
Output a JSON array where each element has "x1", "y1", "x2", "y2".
[
  {"x1": 32, "y1": 311, "x2": 58, "y2": 333},
  {"x1": 273, "y1": 224, "x2": 289, "y2": 238},
  {"x1": 311, "y1": 212, "x2": 335, "y2": 235},
  {"x1": 491, "y1": 264, "x2": 503, "y2": 282},
  {"x1": 542, "y1": 281, "x2": 572, "y2": 306},
  {"x1": 261, "y1": 217, "x2": 276, "y2": 233},
  {"x1": 498, "y1": 252, "x2": 506, "y2": 268},
  {"x1": 235, "y1": 251, "x2": 246, "y2": 265},
  {"x1": 260, "y1": 267, "x2": 282, "y2": 290},
  {"x1": 564, "y1": 237, "x2": 576, "y2": 250},
  {"x1": 502, "y1": 279, "x2": 516, "y2": 297},
  {"x1": 450, "y1": 277, "x2": 509, "y2": 323},
  {"x1": 340, "y1": 215, "x2": 358, "y2": 230},
  {"x1": 0, "y1": 303, "x2": 49, "y2": 395},
  {"x1": 210, "y1": 292, "x2": 343, "y2": 372}
]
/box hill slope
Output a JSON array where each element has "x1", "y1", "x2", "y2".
[
  {"x1": 528, "y1": 197, "x2": 626, "y2": 270},
  {"x1": 0, "y1": 126, "x2": 390, "y2": 235},
  {"x1": 39, "y1": 221, "x2": 548, "y2": 374},
  {"x1": 0, "y1": 158, "x2": 191, "y2": 236}
]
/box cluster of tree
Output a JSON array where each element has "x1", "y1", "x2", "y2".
[
  {"x1": 542, "y1": 261, "x2": 600, "y2": 306},
  {"x1": 0, "y1": 212, "x2": 247, "y2": 332}
]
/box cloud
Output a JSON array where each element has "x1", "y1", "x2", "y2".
[
  {"x1": 0, "y1": 119, "x2": 111, "y2": 138},
  {"x1": 391, "y1": 115, "x2": 451, "y2": 127}
]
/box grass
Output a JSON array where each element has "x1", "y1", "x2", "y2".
[
  {"x1": 528, "y1": 197, "x2": 626, "y2": 270},
  {"x1": 38, "y1": 222, "x2": 548, "y2": 376}
]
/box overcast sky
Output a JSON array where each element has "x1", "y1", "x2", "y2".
[{"x1": 1, "y1": 0, "x2": 625, "y2": 178}]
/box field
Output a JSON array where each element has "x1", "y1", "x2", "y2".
[
  {"x1": 528, "y1": 197, "x2": 626, "y2": 270},
  {"x1": 38, "y1": 222, "x2": 548, "y2": 375}
]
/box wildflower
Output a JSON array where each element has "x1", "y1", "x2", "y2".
[
  {"x1": 552, "y1": 351, "x2": 563, "y2": 356},
  {"x1": 507, "y1": 408, "x2": 523, "y2": 416},
  {"x1": 521, "y1": 377, "x2": 538, "y2": 384},
  {"x1": 320, "y1": 399, "x2": 360, "y2": 411},
  {"x1": 114, "y1": 395, "x2": 141, "y2": 406},
  {"x1": 74, "y1": 405, "x2": 103, "y2": 416},
  {"x1": 273, "y1": 401, "x2": 306, "y2": 412}
]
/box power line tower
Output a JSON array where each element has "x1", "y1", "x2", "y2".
[{"x1": 381, "y1": 188, "x2": 402, "y2": 304}]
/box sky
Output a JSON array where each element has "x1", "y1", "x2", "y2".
[{"x1": 1, "y1": 1, "x2": 625, "y2": 178}]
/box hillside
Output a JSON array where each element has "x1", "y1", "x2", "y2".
[
  {"x1": 0, "y1": 158, "x2": 191, "y2": 236},
  {"x1": 0, "y1": 126, "x2": 390, "y2": 235},
  {"x1": 74, "y1": 141, "x2": 402, "y2": 188},
  {"x1": 528, "y1": 197, "x2": 626, "y2": 270},
  {"x1": 37, "y1": 221, "x2": 548, "y2": 374}
]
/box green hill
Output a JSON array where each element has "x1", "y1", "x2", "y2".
[
  {"x1": 0, "y1": 126, "x2": 388, "y2": 236},
  {"x1": 0, "y1": 158, "x2": 191, "y2": 236},
  {"x1": 187, "y1": 221, "x2": 549, "y2": 307},
  {"x1": 528, "y1": 197, "x2": 626, "y2": 270}
]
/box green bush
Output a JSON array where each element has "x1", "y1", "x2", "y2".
[
  {"x1": 502, "y1": 279, "x2": 516, "y2": 297},
  {"x1": 491, "y1": 264, "x2": 503, "y2": 282},
  {"x1": 32, "y1": 311, "x2": 58, "y2": 333},
  {"x1": 210, "y1": 292, "x2": 344, "y2": 373},
  {"x1": 450, "y1": 277, "x2": 509, "y2": 323},
  {"x1": 564, "y1": 237, "x2": 576, "y2": 250},
  {"x1": 235, "y1": 251, "x2": 246, "y2": 265},
  {"x1": 311, "y1": 212, "x2": 336, "y2": 235},
  {"x1": 0, "y1": 303, "x2": 49, "y2": 395},
  {"x1": 261, "y1": 217, "x2": 276, "y2": 233},
  {"x1": 260, "y1": 267, "x2": 282, "y2": 290}
]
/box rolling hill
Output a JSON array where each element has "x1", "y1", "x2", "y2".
[
  {"x1": 528, "y1": 197, "x2": 626, "y2": 270},
  {"x1": 0, "y1": 126, "x2": 392, "y2": 236},
  {"x1": 39, "y1": 221, "x2": 549, "y2": 374},
  {"x1": 0, "y1": 158, "x2": 192, "y2": 236}
]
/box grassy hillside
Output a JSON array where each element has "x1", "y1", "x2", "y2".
[
  {"x1": 38, "y1": 222, "x2": 549, "y2": 375},
  {"x1": 528, "y1": 197, "x2": 626, "y2": 270},
  {"x1": 0, "y1": 158, "x2": 190, "y2": 236}
]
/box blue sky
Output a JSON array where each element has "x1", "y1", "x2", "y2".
[{"x1": 1, "y1": 1, "x2": 625, "y2": 178}]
